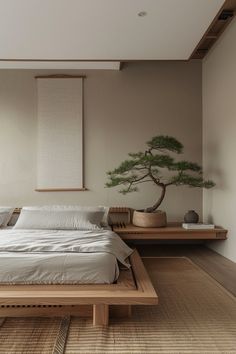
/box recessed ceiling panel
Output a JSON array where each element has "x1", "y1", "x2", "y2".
[
  {"x1": 0, "y1": 61, "x2": 121, "y2": 70},
  {"x1": 0, "y1": 0, "x2": 224, "y2": 60}
]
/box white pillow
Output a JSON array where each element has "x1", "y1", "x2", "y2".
[
  {"x1": 0, "y1": 207, "x2": 14, "y2": 227},
  {"x1": 14, "y1": 209, "x2": 105, "y2": 230},
  {"x1": 23, "y1": 205, "x2": 110, "y2": 226}
]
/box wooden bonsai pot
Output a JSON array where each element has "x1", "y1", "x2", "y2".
[{"x1": 132, "y1": 210, "x2": 167, "y2": 228}]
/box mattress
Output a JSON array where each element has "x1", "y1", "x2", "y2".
[{"x1": 0, "y1": 228, "x2": 133, "y2": 284}]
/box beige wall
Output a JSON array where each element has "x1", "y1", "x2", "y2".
[
  {"x1": 0, "y1": 61, "x2": 202, "y2": 221},
  {"x1": 203, "y1": 18, "x2": 236, "y2": 262}
]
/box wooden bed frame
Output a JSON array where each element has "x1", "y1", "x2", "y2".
[
  {"x1": 0, "y1": 250, "x2": 158, "y2": 325},
  {"x1": 0, "y1": 207, "x2": 158, "y2": 325}
]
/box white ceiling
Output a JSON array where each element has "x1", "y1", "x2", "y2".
[{"x1": 0, "y1": 0, "x2": 224, "y2": 62}]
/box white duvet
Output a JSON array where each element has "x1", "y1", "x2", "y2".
[{"x1": 0, "y1": 229, "x2": 133, "y2": 284}]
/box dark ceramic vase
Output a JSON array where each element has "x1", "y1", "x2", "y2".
[{"x1": 184, "y1": 210, "x2": 199, "y2": 223}]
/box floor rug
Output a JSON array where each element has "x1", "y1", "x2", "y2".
[
  {"x1": 0, "y1": 257, "x2": 236, "y2": 353},
  {"x1": 0, "y1": 316, "x2": 70, "y2": 353}
]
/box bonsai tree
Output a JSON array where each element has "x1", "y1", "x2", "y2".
[{"x1": 106, "y1": 135, "x2": 215, "y2": 213}]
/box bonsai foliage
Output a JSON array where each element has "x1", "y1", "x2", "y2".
[{"x1": 106, "y1": 135, "x2": 215, "y2": 213}]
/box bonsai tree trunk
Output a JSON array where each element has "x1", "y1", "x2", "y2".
[
  {"x1": 134, "y1": 183, "x2": 167, "y2": 227},
  {"x1": 145, "y1": 184, "x2": 166, "y2": 213}
]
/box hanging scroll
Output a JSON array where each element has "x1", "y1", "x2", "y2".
[{"x1": 36, "y1": 76, "x2": 85, "y2": 191}]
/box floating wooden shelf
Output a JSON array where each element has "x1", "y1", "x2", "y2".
[{"x1": 113, "y1": 223, "x2": 228, "y2": 241}]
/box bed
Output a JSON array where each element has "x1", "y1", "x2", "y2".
[
  {"x1": 0, "y1": 206, "x2": 158, "y2": 325},
  {"x1": 0, "y1": 228, "x2": 132, "y2": 285}
]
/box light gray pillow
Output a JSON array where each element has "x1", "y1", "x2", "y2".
[
  {"x1": 0, "y1": 207, "x2": 14, "y2": 227},
  {"x1": 14, "y1": 209, "x2": 105, "y2": 230},
  {"x1": 0, "y1": 214, "x2": 7, "y2": 227},
  {"x1": 23, "y1": 205, "x2": 110, "y2": 226}
]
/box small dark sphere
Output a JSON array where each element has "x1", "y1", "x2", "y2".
[{"x1": 184, "y1": 210, "x2": 199, "y2": 223}]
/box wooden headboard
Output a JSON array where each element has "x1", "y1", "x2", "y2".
[
  {"x1": 14, "y1": 208, "x2": 21, "y2": 214},
  {"x1": 108, "y1": 207, "x2": 131, "y2": 226}
]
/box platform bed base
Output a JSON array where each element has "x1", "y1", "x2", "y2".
[
  {"x1": 0, "y1": 250, "x2": 158, "y2": 326},
  {"x1": 0, "y1": 304, "x2": 131, "y2": 325}
]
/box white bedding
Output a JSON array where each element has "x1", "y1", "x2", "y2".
[{"x1": 0, "y1": 229, "x2": 133, "y2": 284}]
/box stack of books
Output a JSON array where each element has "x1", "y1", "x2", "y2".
[{"x1": 182, "y1": 223, "x2": 215, "y2": 230}]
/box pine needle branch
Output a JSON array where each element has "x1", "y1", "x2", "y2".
[{"x1": 105, "y1": 135, "x2": 215, "y2": 211}]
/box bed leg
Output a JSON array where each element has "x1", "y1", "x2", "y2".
[{"x1": 93, "y1": 304, "x2": 109, "y2": 326}]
